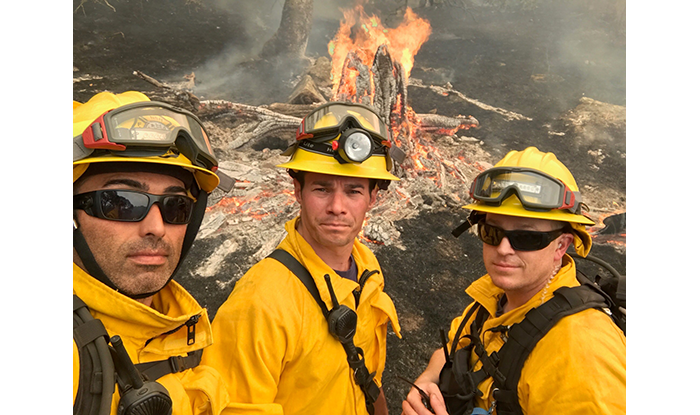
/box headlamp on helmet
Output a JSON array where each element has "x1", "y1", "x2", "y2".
[
  {"x1": 288, "y1": 102, "x2": 406, "y2": 169},
  {"x1": 334, "y1": 129, "x2": 374, "y2": 163}
]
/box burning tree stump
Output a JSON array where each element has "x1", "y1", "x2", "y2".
[{"x1": 327, "y1": 42, "x2": 480, "y2": 183}]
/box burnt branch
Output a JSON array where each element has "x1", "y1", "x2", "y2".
[
  {"x1": 133, "y1": 70, "x2": 200, "y2": 111},
  {"x1": 198, "y1": 100, "x2": 301, "y2": 150},
  {"x1": 408, "y1": 78, "x2": 532, "y2": 122},
  {"x1": 415, "y1": 113, "x2": 480, "y2": 132}
]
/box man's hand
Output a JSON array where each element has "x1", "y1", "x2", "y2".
[
  {"x1": 401, "y1": 381, "x2": 447, "y2": 415},
  {"x1": 400, "y1": 347, "x2": 448, "y2": 414}
]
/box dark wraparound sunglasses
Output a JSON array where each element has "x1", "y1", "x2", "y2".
[
  {"x1": 74, "y1": 190, "x2": 194, "y2": 224},
  {"x1": 477, "y1": 221, "x2": 565, "y2": 251}
]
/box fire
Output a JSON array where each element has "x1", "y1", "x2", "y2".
[
  {"x1": 588, "y1": 209, "x2": 626, "y2": 248},
  {"x1": 328, "y1": 5, "x2": 432, "y2": 95}
]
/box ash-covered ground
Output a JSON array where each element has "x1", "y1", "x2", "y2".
[{"x1": 74, "y1": 1, "x2": 625, "y2": 413}]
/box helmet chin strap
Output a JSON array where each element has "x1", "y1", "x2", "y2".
[{"x1": 73, "y1": 191, "x2": 209, "y2": 300}]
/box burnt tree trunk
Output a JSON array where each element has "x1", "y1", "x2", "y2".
[{"x1": 260, "y1": 0, "x2": 314, "y2": 61}]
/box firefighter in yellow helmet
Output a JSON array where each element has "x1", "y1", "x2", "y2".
[
  {"x1": 203, "y1": 102, "x2": 404, "y2": 415},
  {"x1": 72, "y1": 91, "x2": 233, "y2": 415},
  {"x1": 402, "y1": 147, "x2": 625, "y2": 415}
]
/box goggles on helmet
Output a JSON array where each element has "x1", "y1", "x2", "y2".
[
  {"x1": 477, "y1": 220, "x2": 566, "y2": 251},
  {"x1": 290, "y1": 102, "x2": 406, "y2": 170},
  {"x1": 297, "y1": 102, "x2": 390, "y2": 142},
  {"x1": 74, "y1": 189, "x2": 195, "y2": 224},
  {"x1": 73, "y1": 101, "x2": 218, "y2": 172},
  {"x1": 469, "y1": 167, "x2": 583, "y2": 214}
]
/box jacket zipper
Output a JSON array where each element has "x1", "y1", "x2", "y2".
[
  {"x1": 144, "y1": 314, "x2": 201, "y2": 347},
  {"x1": 185, "y1": 314, "x2": 200, "y2": 345},
  {"x1": 353, "y1": 269, "x2": 379, "y2": 308}
]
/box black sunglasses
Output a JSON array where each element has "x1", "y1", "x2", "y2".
[
  {"x1": 477, "y1": 221, "x2": 565, "y2": 251},
  {"x1": 74, "y1": 190, "x2": 194, "y2": 225}
]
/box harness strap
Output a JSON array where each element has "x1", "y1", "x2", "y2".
[
  {"x1": 135, "y1": 349, "x2": 203, "y2": 382},
  {"x1": 74, "y1": 319, "x2": 110, "y2": 348},
  {"x1": 267, "y1": 249, "x2": 379, "y2": 414},
  {"x1": 268, "y1": 249, "x2": 329, "y2": 317},
  {"x1": 73, "y1": 295, "x2": 115, "y2": 415},
  {"x1": 448, "y1": 302, "x2": 481, "y2": 358},
  {"x1": 492, "y1": 282, "x2": 612, "y2": 415}
]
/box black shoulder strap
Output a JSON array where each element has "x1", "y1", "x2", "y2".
[
  {"x1": 74, "y1": 294, "x2": 203, "y2": 415},
  {"x1": 267, "y1": 249, "x2": 380, "y2": 414},
  {"x1": 492, "y1": 284, "x2": 611, "y2": 415},
  {"x1": 268, "y1": 249, "x2": 329, "y2": 317},
  {"x1": 73, "y1": 295, "x2": 115, "y2": 415},
  {"x1": 448, "y1": 302, "x2": 482, "y2": 359}
]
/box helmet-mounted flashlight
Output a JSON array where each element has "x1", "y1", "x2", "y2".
[{"x1": 334, "y1": 129, "x2": 374, "y2": 164}]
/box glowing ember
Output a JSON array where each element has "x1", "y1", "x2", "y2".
[{"x1": 208, "y1": 188, "x2": 296, "y2": 221}]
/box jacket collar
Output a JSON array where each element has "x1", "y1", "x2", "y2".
[
  {"x1": 73, "y1": 263, "x2": 213, "y2": 353},
  {"x1": 466, "y1": 254, "x2": 579, "y2": 318},
  {"x1": 279, "y1": 218, "x2": 383, "y2": 310}
]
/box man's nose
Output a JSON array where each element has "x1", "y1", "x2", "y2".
[
  {"x1": 138, "y1": 204, "x2": 167, "y2": 237},
  {"x1": 327, "y1": 191, "x2": 347, "y2": 215},
  {"x1": 496, "y1": 235, "x2": 516, "y2": 254}
]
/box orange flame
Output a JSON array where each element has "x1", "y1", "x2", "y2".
[{"x1": 328, "y1": 5, "x2": 432, "y2": 93}]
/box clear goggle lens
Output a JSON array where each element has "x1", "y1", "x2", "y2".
[
  {"x1": 470, "y1": 167, "x2": 579, "y2": 213},
  {"x1": 74, "y1": 102, "x2": 217, "y2": 171},
  {"x1": 298, "y1": 102, "x2": 389, "y2": 141}
]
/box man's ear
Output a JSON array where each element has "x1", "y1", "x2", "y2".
[
  {"x1": 369, "y1": 185, "x2": 379, "y2": 207},
  {"x1": 293, "y1": 178, "x2": 303, "y2": 204},
  {"x1": 554, "y1": 233, "x2": 575, "y2": 260}
]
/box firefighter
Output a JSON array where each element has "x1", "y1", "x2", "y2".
[
  {"x1": 73, "y1": 91, "x2": 231, "y2": 415},
  {"x1": 402, "y1": 147, "x2": 625, "y2": 415},
  {"x1": 203, "y1": 102, "x2": 405, "y2": 415}
]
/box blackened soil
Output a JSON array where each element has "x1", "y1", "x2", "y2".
[{"x1": 74, "y1": 2, "x2": 625, "y2": 414}]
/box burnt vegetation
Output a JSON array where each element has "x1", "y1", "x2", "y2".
[{"x1": 74, "y1": 1, "x2": 625, "y2": 413}]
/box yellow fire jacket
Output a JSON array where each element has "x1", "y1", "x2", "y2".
[
  {"x1": 447, "y1": 255, "x2": 626, "y2": 415},
  {"x1": 202, "y1": 218, "x2": 402, "y2": 415},
  {"x1": 73, "y1": 263, "x2": 230, "y2": 415}
]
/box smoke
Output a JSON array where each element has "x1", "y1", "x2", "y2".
[
  {"x1": 191, "y1": 0, "x2": 624, "y2": 115},
  {"x1": 193, "y1": 0, "x2": 354, "y2": 104}
]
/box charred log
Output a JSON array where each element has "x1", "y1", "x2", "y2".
[
  {"x1": 371, "y1": 44, "x2": 400, "y2": 126},
  {"x1": 407, "y1": 78, "x2": 532, "y2": 122}
]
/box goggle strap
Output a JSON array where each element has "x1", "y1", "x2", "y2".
[
  {"x1": 298, "y1": 140, "x2": 387, "y2": 158},
  {"x1": 282, "y1": 142, "x2": 298, "y2": 157},
  {"x1": 73, "y1": 136, "x2": 94, "y2": 162},
  {"x1": 215, "y1": 170, "x2": 236, "y2": 192},
  {"x1": 451, "y1": 210, "x2": 484, "y2": 238},
  {"x1": 388, "y1": 145, "x2": 406, "y2": 165}
]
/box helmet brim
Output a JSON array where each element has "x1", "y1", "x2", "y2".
[
  {"x1": 463, "y1": 195, "x2": 595, "y2": 226},
  {"x1": 277, "y1": 147, "x2": 399, "y2": 181},
  {"x1": 73, "y1": 154, "x2": 220, "y2": 193}
]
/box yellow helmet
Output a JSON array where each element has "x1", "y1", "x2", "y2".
[
  {"x1": 463, "y1": 147, "x2": 594, "y2": 256},
  {"x1": 277, "y1": 102, "x2": 404, "y2": 183},
  {"x1": 73, "y1": 91, "x2": 220, "y2": 192}
]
